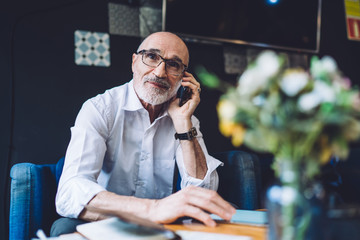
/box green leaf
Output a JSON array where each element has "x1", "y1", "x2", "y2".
[{"x1": 195, "y1": 66, "x2": 221, "y2": 89}]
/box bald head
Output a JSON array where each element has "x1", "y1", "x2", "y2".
[{"x1": 138, "y1": 32, "x2": 189, "y2": 66}]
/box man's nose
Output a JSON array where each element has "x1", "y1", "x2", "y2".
[{"x1": 152, "y1": 61, "x2": 167, "y2": 78}]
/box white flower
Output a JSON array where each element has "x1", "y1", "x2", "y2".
[
  {"x1": 280, "y1": 71, "x2": 309, "y2": 97},
  {"x1": 311, "y1": 56, "x2": 338, "y2": 77},
  {"x1": 298, "y1": 92, "x2": 322, "y2": 112},
  {"x1": 321, "y1": 56, "x2": 337, "y2": 74},
  {"x1": 256, "y1": 51, "x2": 282, "y2": 77},
  {"x1": 238, "y1": 51, "x2": 281, "y2": 96},
  {"x1": 314, "y1": 81, "x2": 336, "y2": 102},
  {"x1": 298, "y1": 81, "x2": 336, "y2": 112},
  {"x1": 238, "y1": 68, "x2": 268, "y2": 95}
]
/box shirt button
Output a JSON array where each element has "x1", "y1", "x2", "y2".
[{"x1": 141, "y1": 152, "x2": 148, "y2": 161}]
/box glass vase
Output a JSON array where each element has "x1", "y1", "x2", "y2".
[{"x1": 266, "y1": 161, "x2": 324, "y2": 240}]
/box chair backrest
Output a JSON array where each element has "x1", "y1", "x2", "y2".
[
  {"x1": 174, "y1": 150, "x2": 262, "y2": 210},
  {"x1": 213, "y1": 151, "x2": 262, "y2": 210},
  {"x1": 9, "y1": 158, "x2": 64, "y2": 240}
]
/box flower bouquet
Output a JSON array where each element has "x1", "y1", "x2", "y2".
[{"x1": 197, "y1": 51, "x2": 360, "y2": 240}]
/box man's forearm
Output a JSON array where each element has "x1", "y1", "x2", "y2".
[
  {"x1": 172, "y1": 118, "x2": 208, "y2": 180},
  {"x1": 79, "y1": 191, "x2": 154, "y2": 221},
  {"x1": 180, "y1": 138, "x2": 208, "y2": 179},
  {"x1": 80, "y1": 186, "x2": 236, "y2": 227}
]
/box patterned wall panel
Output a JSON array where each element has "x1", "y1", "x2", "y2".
[
  {"x1": 223, "y1": 45, "x2": 248, "y2": 74},
  {"x1": 108, "y1": 2, "x2": 140, "y2": 37},
  {"x1": 74, "y1": 30, "x2": 111, "y2": 67},
  {"x1": 139, "y1": 6, "x2": 162, "y2": 37}
]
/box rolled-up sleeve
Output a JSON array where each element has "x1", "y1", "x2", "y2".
[
  {"x1": 175, "y1": 118, "x2": 223, "y2": 191},
  {"x1": 55, "y1": 100, "x2": 108, "y2": 218}
]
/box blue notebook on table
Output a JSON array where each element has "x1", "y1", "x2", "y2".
[{"x1": 211, "y1": 209, "x2": 268, "y2": 226}]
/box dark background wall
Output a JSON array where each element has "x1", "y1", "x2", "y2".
[{"x1": 1, "y1": 0, "x2": 360, "y2": 239}]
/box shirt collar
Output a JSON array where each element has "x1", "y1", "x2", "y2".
[{"x1": 123, "y1": 80, "x2": 144, "y2": 111}]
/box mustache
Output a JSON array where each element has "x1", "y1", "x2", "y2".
[{"x1": 143, "y1": 76, "x2": 171, "y2": 90}]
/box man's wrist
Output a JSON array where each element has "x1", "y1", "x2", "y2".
[
  {"x1": 145, "y1": 199, "x2": 158, "y2": 221},
  {"x1": 175, "y1": 127, "x2": 198, "y2": 140},
  {"x1": 172, "y1": 118, "x2": 192, "y2": 133}
]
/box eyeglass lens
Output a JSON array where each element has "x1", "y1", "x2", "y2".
[{"x1": 142, "y1": 51, "x2": 185, "y2": 76}]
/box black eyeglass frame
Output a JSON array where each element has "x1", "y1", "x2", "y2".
[{"x1": 136, "y1": 49, "x2": 188, "y2": 76}]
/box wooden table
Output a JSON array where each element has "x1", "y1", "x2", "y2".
[{"x1": 165, "y1": 221, "x2": 267, "y2": 240}]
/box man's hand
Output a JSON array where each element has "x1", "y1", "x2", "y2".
[
  {"x1": 147, "y1": 186, "x2": 236, "y2": 227},
  {"x1": 168, "y1": 72, "x2": 201, "y2": 133}
]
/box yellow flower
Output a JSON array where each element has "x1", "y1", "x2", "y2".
[
  {"x1": 319, "y1": 136, "x2": 332, "y2": 164},
  {"x1": 219, "y1": 120, "x2": 236, "y2": 137},
  {"x1": 231, "y1": 125, "x2": 246, "y2": 147},
  {"x1": 219, "y1": 120, "x2": 246, "y2": 146},
  {"x1": 319, "y1": 147, "x2": 332, "y2": 165}
]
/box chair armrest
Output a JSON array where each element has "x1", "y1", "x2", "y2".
[{"x1": 10, "y1": 162, "x2": 58, "y2": 240}]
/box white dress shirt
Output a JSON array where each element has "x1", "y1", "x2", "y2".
[{"x1": 56, "y1": 80, "x2": 222, "y2": 218}]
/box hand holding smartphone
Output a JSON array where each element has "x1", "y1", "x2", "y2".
[{"x1": 176, "y1": 86, "x2": 192, "y2": 107}]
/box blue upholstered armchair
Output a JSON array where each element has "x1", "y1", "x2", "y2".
[
  {"x1": 9, "y1": 151, "x2": 261, "y2": 240},
  {"x1": 9, "y1": 157, "x2": 64, "y2": 240},
  {"x1": 213, "y1": 151, "x2": 261, "y2": 210}
]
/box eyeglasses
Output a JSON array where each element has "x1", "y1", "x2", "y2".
[{"x1": 136, "y1": 50, "x2": 188, "y2": 76}]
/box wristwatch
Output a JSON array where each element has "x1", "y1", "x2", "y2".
[{"x1": 174, "y1": 127, "x2": 198, "y2": 140}]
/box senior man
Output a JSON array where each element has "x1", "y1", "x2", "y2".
[{"x1": 52, "y1": 31, "x2": 235, "y2": 236}]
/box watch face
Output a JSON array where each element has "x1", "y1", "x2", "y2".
[{"x1": 190, "y1": 127, "x2": 197, "y2": 137}]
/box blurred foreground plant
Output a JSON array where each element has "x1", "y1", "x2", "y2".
[
  {"x1": 198, "y1": 51, "x2": 360, "y2": 180},
  {"x1": 197, "y1": 51, "x2": 360, "y2": 240}
]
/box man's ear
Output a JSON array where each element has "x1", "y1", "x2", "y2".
[{"x1": 131, "y1": 53, "x2": 137, "y2": 73}]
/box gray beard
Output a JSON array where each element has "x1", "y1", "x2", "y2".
[{"x1": 136, "y1": 76, "x2": 181, "y2": 105}]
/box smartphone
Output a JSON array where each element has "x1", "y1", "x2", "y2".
[{"x1": 176, "y1": 86, "x2": 192, "y2": 107}]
